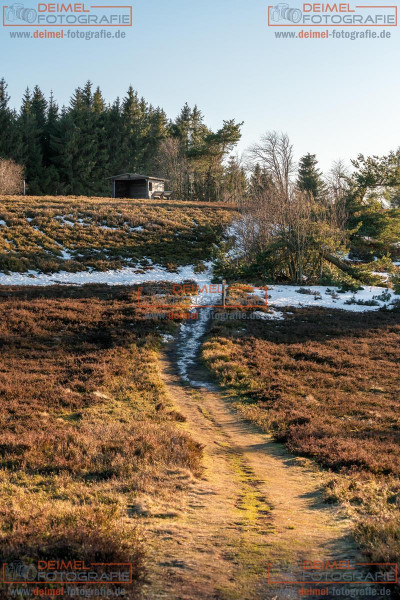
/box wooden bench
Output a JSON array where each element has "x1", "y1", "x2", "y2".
[{"x1": 152, "y1": 191, "x2": 173, "y2": 199}]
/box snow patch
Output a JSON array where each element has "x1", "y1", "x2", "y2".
[
  {"x1": 59, "y1": 249, "x2": 73, "y2": 261},
  {"x1": 100, "y1": 225, "x2": 119, "y2": 231},
  {"x1": 55, "y1": 216, "x2": 75, "y2": 227},
  {"x1": 253, "y1": 309, "x2": 285, "y2": 321},
  {"x1": 255, "y1": 285, "x2": 394, "y2": 313},
  {"x1": 161, "y1": 334, "x2": 174, "y2": 344},
  {"x1": 224, "y1": 219, "x2": 249, "y2": 259},
  {"x1": 176, "y1": 307, "x2": 214, "y2": 388},
  {"x1": 0, "y1": 262, "x2": 213, "y2": 287},
  {"x1": 175, "y1": 263, "x2": 218, "y2": 388}
]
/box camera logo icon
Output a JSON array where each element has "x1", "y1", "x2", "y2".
[
  {"x1": 5, "y1": 561, "x2": 38, "y2": 582},
  {"x1": 271, "y1": 3, "x2": 302, "y2": 23},
  {"x1": 5, "y1": 3, "x2": 37, "y2": 23}
]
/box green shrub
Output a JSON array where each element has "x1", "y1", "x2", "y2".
[
  {"x1": 390, "y1": 273, "x2": 400, "y2": 295},
  {"x1": 372, "y1": 255, "x2": 397, "y2": 274},
  {"x1": 373, "y1": 290, "x2": 392, "y2": 303},
  {"x1": 296, "y1": 288, "x2": 322, "y2": 298},
  {"x1": 344, "y1": 296, "x2": 379, "y2": 306},
  {"x1": 337, "y1": 278, "x2": 364, "y2": 293}
]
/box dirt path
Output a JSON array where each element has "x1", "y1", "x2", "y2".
[{"x1": 140, "y1": 318, "x2": 366, "y2": 600}]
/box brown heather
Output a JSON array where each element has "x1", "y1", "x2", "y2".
[
  {"x1": 0, "y1": 284, "x2": 202, "y2": 595},
  {"x1": 203, "y1": 306, "x2": 400, "y2": 565}
]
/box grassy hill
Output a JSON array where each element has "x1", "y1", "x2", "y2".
[{"x1": 0, "y1": 196, "x2": 236, "y2": 274}]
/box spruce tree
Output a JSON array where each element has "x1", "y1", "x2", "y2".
[
  {"x1": 18, "y1": 87, "x2": 45, "y2": 194},
  {"x1": 64, "y1": 81, "x2": 102, "y2": 195},
  {"x1": 43, "y1": 92, "x2": 60, "y2": 194},
  {"x1": 105, "y1": 98, "x2": 126, "y2": 176},
  {"x1": 142, "y1": 106, "x2": 168, "y2": 172},
  {"x1": 173, "y1": 103, "x2": 192, "y2": 150},
  {"x1": 51, "y1": 108, "x2": 81, "y2": 195},
  {"x1": 31, "y1": 85, "x2": 47, "y2": 133},
  {"x1": 44, "y1": 91, "x2": 58, "y2": 166},
  {"x1": 249, "y1": 163, "x2": 272, "y2": 198},
  {"x1": 223, "y1": 156, "x2": 247, "y2": 203},
  {"x1": 190, "y1": 106, "x2": 208, "y2": 150},
  {"x1": 121, "y1": 86, "x2": 147, "y2": 172},
  {"x1": 91, "y1": 86, "x2": 109, "y2": 195},
  {"x1": 297, "y1": 153, "x2": 325, "y2": 199},
  {"x1": 0, "y1": 78, "x2": 22, "y2": 160}
]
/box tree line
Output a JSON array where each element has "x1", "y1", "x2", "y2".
[{"x1": 0, "y1": 78, "x2": 244, "y2": 200}]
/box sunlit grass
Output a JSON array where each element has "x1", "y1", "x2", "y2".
[{"x1": 0, "y1": 196, "x2": 236, "y2": 274}]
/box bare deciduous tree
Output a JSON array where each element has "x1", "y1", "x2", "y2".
[
  {"x1": 323, "y1": 159, "x2": 350, "y2": 236},
  {"x1": 240, "y1": 182, "x2": 348, "y2": 282},
  {"x1": 248, "y1": 131, "x2": 296, "y2": 197},
  {"x1": 233, "y1": 133, "x2": 349, "y2": 282},
  {"x1": 0, "y1": 159, "x2": 24, "y2": 195}
]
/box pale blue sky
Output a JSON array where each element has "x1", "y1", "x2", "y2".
[{"x1": 1, "y1": 0, "x2": 399, "y2": 171}]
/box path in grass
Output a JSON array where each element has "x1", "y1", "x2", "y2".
[{"x1": 141, "y1": 310, "x2": 369, "y2": 600}]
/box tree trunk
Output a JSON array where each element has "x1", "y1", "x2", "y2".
[{"x1": 324, "y1": 252, "x2": 355, "y2": 275}]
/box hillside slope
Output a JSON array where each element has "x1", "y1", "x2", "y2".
[{"x1": 0, "y1": 196, "x2": 236, "y2": 275}]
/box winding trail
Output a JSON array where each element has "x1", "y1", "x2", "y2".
[{"x1": 140, "y1": 309, "x2": 368, "y2": 600}]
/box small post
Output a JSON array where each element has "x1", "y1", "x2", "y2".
[
  {"x1": 23, "y1": 180, "x2": 26, "y2": 196},
  {"x1": 222, "y1": 280, "x2": 226, "y2": 308}
]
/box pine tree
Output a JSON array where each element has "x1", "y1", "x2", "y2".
[
  {"x1": 249, "y1": 163, "x2": 272, "y2": 198},
  {"x1": 105, "y1": 98, "x2": 126, "y2": 176},
  {"x1": 346, "y1": 152, "x2": 400, "y2": 258},
  {"x1": 0, "y1": 78, "x2": 10, "y2": 119},
  {"x1": 0, "y1": 78, "x2": 22, "y2": 160},
  {"x1": 43, "y1": 92, "x2": 60, "y2": 194},
  {"x1": 44, "y1": 91, "x2": 58, "y2": 166},
  {"x1": 297, "y1": 153, "x2": 325, "y2": 199},
  {"x1": 31, "y1": 85, "x2": 47, "y2": 133},
  {"x1": 18, "y1": 87, "x2": 45, "y2": 194},
  {"x1": 81, "y1": 80, "x2": 93, "y2": 108},
  {"x1": 50, "y1": 108, "x2": 81, "y2": 195},
  {"x1": 60, "y1": 82, "x2": 102, "y2": 195},
  {"x1": 190, "y1": 119, "x2": 243, "y2": 202},
  {"x1": 223, "y1": 156, "x2": 247, "y2": 203},
  {"x1": 190, "y1": 106, "x2": 208, "y2": 150},
  {"x1": 173, "y1": 103, "x2": 192, "y2": 150},
  {"x1": 91, "y1": 86, "x2": 109, "y2": 195},
  {"x1": 92, "y1": 86, "x2": 105, "y2": 114},
  {"x1": 121, "y1": 86, "x2": 147, "y2": 171},
  {"x1": 142, "y1": 106, "x2": 168, "y2": 172}
]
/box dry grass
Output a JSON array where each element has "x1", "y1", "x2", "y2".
[
  {"x1": 203, "y1": 305, "x2": 400, "y2": 566},
  {"x1": 0, "y1": 285, "x2": 202, "y2": 596},
  {"x1": 0, "y1": 196, "x2": 236, "y2": 274}
]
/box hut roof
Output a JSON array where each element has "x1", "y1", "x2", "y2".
[{"x1": 107, "y1": 173, "x2": 168, "y2": 181}]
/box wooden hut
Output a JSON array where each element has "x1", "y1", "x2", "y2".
[{"x1": 108, "y1": 173, "x2": 171, "y2": 199}]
